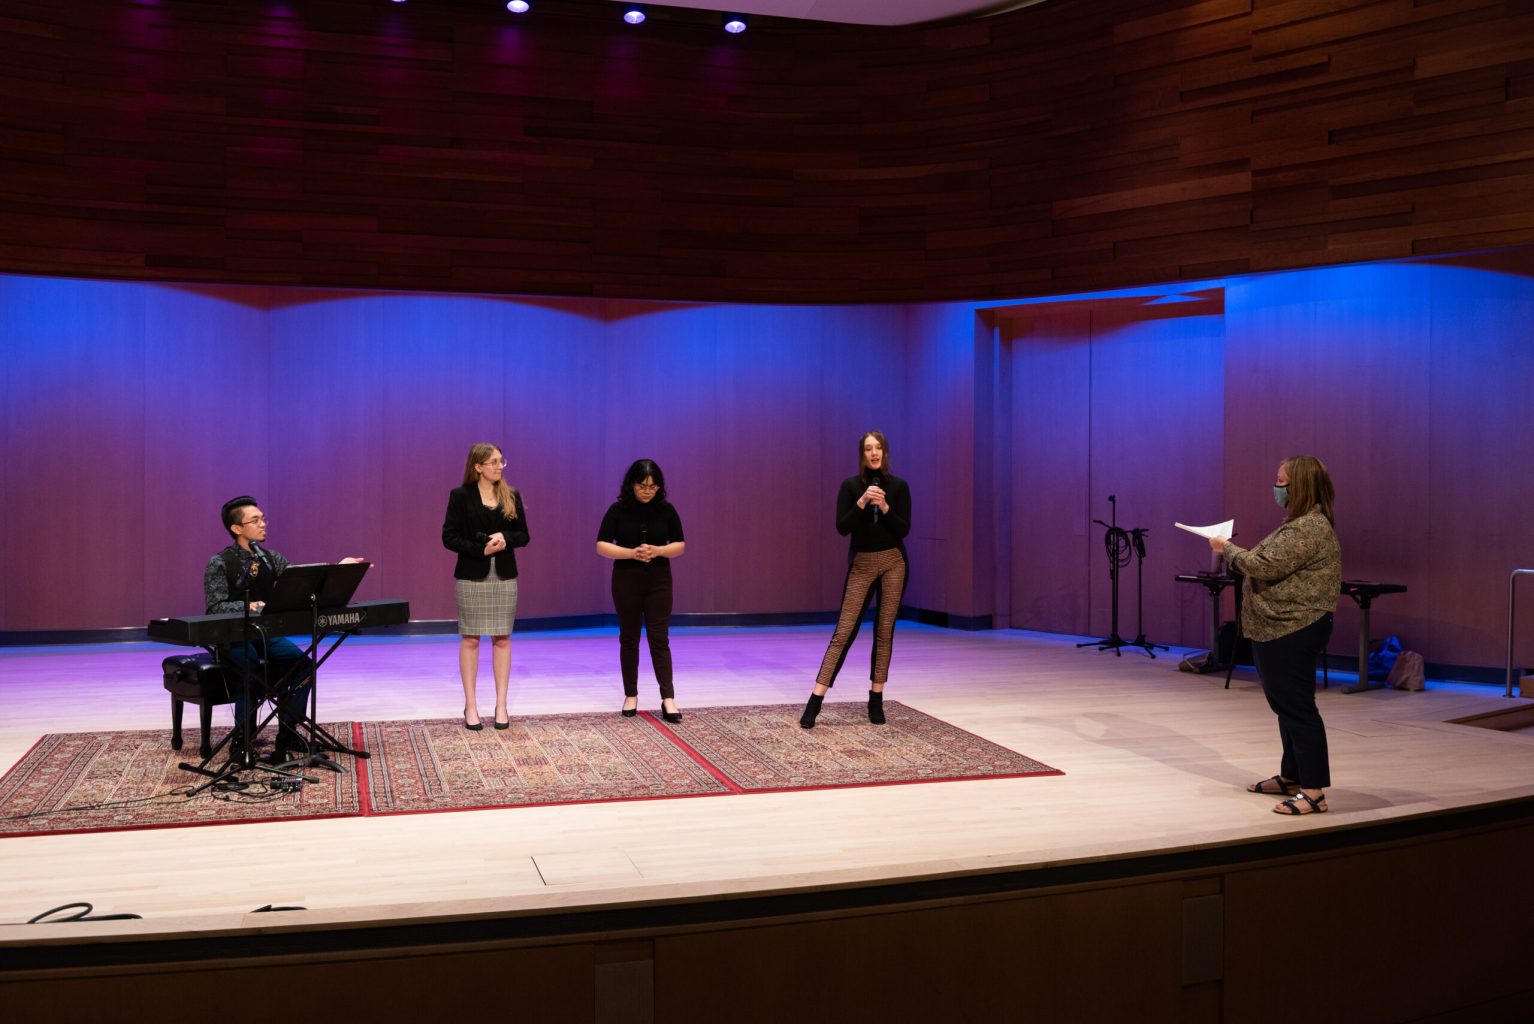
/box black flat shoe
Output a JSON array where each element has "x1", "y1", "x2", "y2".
[{"x1": 493, "y1": 714, "x2": 510, "y2": 730}]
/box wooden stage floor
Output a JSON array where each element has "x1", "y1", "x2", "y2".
[{"x1": 2, "y1": 624, "x2": 1532, "y2": 940}]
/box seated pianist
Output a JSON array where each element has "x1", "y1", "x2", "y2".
[{"x1": 204, "y1": 495, "x2": 364, "y2": 760}]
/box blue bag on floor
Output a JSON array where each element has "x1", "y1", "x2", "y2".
[{"x1": 1367, "y1": 635, "x2": 1402, "y2": 680}]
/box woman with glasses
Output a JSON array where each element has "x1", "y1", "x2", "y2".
[
  {"x1": 442, "y1": 443, "x2": 529, "y2": 730},
  {"x1": 800, "y1": 431, "x2": 911, "y2": 729},
  {"x1": 596, "y1": 459, "x2": 686, "y2": 722}
]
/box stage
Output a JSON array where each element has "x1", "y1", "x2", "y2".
[{"x1": 3, "y1": 625, "x2": 1533, "y2": 1022}]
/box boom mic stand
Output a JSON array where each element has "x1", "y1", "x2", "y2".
[
  {"x1": 182, "y1": 555, "x2": 304, "y2": 795},
  {"x1": 1077, "y1": 496, "x2": 1163, "y2": 657}
]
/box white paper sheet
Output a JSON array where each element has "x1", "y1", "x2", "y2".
[{"x1": 1174, "y1": 519, "x2": 1234, "y2": 540}]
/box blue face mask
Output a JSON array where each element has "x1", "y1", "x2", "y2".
[{"x1": 1273, "y1": 485, "x2": 1289, "y2": 509}]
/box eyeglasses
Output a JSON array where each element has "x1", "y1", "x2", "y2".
[
  {"x1": 480, "y1": 460, "x2": 506, "y2": 469},
  {"x1": 241, "y1": 517, "x2": 267, "y2": 526}
]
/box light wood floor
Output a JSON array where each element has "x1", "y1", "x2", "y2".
[{"x1": 2, "y1": 625, "x2": 1531, "y2": 943}]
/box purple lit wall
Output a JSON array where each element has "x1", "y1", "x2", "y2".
[{"x1": 3, "y1": 249, "x2": 1533, "y2": 670}]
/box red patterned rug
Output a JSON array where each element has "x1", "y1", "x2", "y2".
[
  {"x1": 0, "y1": 725, "x2": 364, "y2": 837},
  {"x1": 1, "y1": 705, "x2": 1061, "y2": 835},
  {"x1": 653, "y1": 701, "x2": 1062, "y2": 792},
  {"x1": 359, "y1": 713, "x2": 734, "y2": 814}
]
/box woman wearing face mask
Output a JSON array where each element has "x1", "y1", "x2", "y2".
[
  {"x1": 1210, "y1": 455, "x2": 1341, "y2": 815},
  {"x1": 800, "y1": 431, "x2": 912, "y2": 729},
  {"x1": 596, "y1": 459, "x2": 687, "y2": 722}
]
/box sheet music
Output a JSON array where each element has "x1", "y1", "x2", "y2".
[{"x1": 1174, "y1": 519, "x2": 1234, "y2": 540}]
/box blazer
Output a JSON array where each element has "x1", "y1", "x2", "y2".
[{"x1": 442, "y1": 484, "x2": 530, "y2": 580}]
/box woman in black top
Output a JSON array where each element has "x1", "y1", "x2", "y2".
[
  {"x1": 596, "y1": 459, "x2": 686, "y2": 722},
  {"x1": 800, "y1": 431, "x2": 912, "y2": 729},
  {"x1": 441, "y1": 442, "x2": 529, "y2": 730}
]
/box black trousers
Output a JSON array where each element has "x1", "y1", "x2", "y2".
[
  {"x1": 227, "y1": 636, "x2": 313, "y2": 739},
  {"x1": 1251, "y1": 613, "x2": 1333, "y2": 789},
  {"x1": 612, "y1": 566, "x2": 674, "y2": 699}
]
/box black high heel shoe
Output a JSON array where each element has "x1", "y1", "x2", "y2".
[
  {"x1": 493, "y1": 711, "x2": 510, "y2": 730},
  {"x1": 464, "y1": 709, "x2": 483, "y2": 731},
  {"x1": 660, "y1": 701, "x2": 683, "y2": 724},
  {"x1": 800, "y1": 693, "x2": 824, "y2": 729},
  {"x1": 867, "y1": 689, "x2": 886, "y2": 725},
  {"x1": 621, "y1": 698, "x2": 638, "y2": 718}
]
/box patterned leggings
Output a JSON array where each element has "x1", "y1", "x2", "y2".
[{"x1": 814, "y1": 547, "x2": 908, "y2": 689}]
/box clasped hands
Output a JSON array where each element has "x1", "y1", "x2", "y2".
[
  {"x1": 858, "y1": 485, "x2": 890, "y2": 515},
  {"x1": 632, "y1": 543, "x2": 658, "y2": 563},
  {"x1": 482, "y1": 532, "x2": 508, "y2": 556}
]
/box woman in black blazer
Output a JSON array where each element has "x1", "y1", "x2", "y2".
[{"x1": 441, "y1": 442, "x2": 529, "y2": 730}]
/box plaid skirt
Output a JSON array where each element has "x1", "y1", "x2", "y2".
[{"x1": 455, "y1": 563, "x2": 519, "y2": 637}]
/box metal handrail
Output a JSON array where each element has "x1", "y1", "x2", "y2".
[{"x1": 1508, "y1": 569, "x2": 1534, "y2": 698}]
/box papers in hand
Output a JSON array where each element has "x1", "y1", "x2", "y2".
[{"x1": 1174, "y1": 519, "x2": 1234, "y2": 540}]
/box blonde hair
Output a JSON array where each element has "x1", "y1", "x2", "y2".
[
  {"x1": 462, "y1": 443, "x2": 519, "y2": 519},
  {"x1": 1282, "y1": 455, "x2": 1334, "y2": 525}
]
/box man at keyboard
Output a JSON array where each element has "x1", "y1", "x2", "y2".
[{"x1": 202, "y1": 495, "x2": 363, "y2": 760}]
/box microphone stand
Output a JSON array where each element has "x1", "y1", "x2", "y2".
[
  {"x1": 183, "y1": 550, "x2": 304, "y2": 795},
  {"x1": 1077, "y1": 495, "x2": 1162, "y2": 658}
]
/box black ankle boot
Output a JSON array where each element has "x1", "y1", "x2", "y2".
[
  {"x1": 799, "y1": 693, "x2": 824, "y2": 729},
  {"x1": 867, "y1": 689, "x2": 885, "y2": 725}
]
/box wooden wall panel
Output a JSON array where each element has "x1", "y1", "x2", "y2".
[{"x1": 2, "y1": 0, "x2": 1533, "y2": 303}]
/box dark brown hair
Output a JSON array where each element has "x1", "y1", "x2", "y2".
[{"x1": 858, "y1": 431, "x2": 889, "y2": 480}]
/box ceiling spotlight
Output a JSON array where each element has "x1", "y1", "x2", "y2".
[
  {"x1": 506, "y1": 0, "x2": 529, "y2": 11},
  {"x1": 622, "y1": 5, "x2": 647, "y2": 24},
  {"x1": 723, "y1": 14, "x2": 747, "y2": 34}
]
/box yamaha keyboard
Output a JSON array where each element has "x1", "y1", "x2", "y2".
[{"x1": 149, "y1": 599, "x2": 410, "y2": 647}]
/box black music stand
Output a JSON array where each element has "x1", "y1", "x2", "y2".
[{"x1": 268, "y1": 562, "x2": 372, "y2": 776}]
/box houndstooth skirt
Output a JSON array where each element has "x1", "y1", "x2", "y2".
[{"x1": 455, "y1": 562, "x2": 519, "y2": 637}]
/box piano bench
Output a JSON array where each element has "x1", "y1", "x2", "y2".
[{"x1": 162, "y1": 654, "x2": 234, "y2": 759}]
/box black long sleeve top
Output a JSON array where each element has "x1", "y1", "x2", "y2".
[
  {"x1": 835, "y1": 473, "x2": 911, "y2": 555},
  {"x1": 597, "y1": 499, "x2": 685, "y2": 574},
  {"x1": 442, "y1": 484, "x2": 530, "y2": 580}
]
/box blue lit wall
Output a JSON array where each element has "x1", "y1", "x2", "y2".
[{"x1": 3, "y1": 250, "x2": 1532, "y2": 669}]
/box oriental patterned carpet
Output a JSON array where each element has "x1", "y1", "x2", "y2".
[
  {"x1": 0, "y1": 724, "x2": 364, "y2": 837},
  {"x1": 0, "y1": 705, "x2": 1060, "y2": 836},
  {"x1": 654, "y1": 701, "x2": 1063, "y2": 791},
  {"x1": 359, "y1": 712, "x2": 733, "y2": 813}
]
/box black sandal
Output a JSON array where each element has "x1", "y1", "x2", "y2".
[
  {"x1": 1247, "y1": 775, "x2": 1299, "y2": 796},
  {"x1": 1274, "y1": 792, "x2": 1327, "y2": 815}
]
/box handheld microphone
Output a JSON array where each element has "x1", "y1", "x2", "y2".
[{"x1": 869, "y1": 472, "x2": 883, "y2": 523}]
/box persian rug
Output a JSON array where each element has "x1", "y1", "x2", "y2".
[
  {"x1": 653, "y1": 701, "x2": 1062, "y2": 792},
  {"x1": 0, "y1": 724, "x2": 364, "y2": 837},
  {"x1": 1, "y1": 706, "x2": 1061, "y2": 834},
  {"x1": 359, "y1": 712, "x2": 734, "y2": 814}
]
